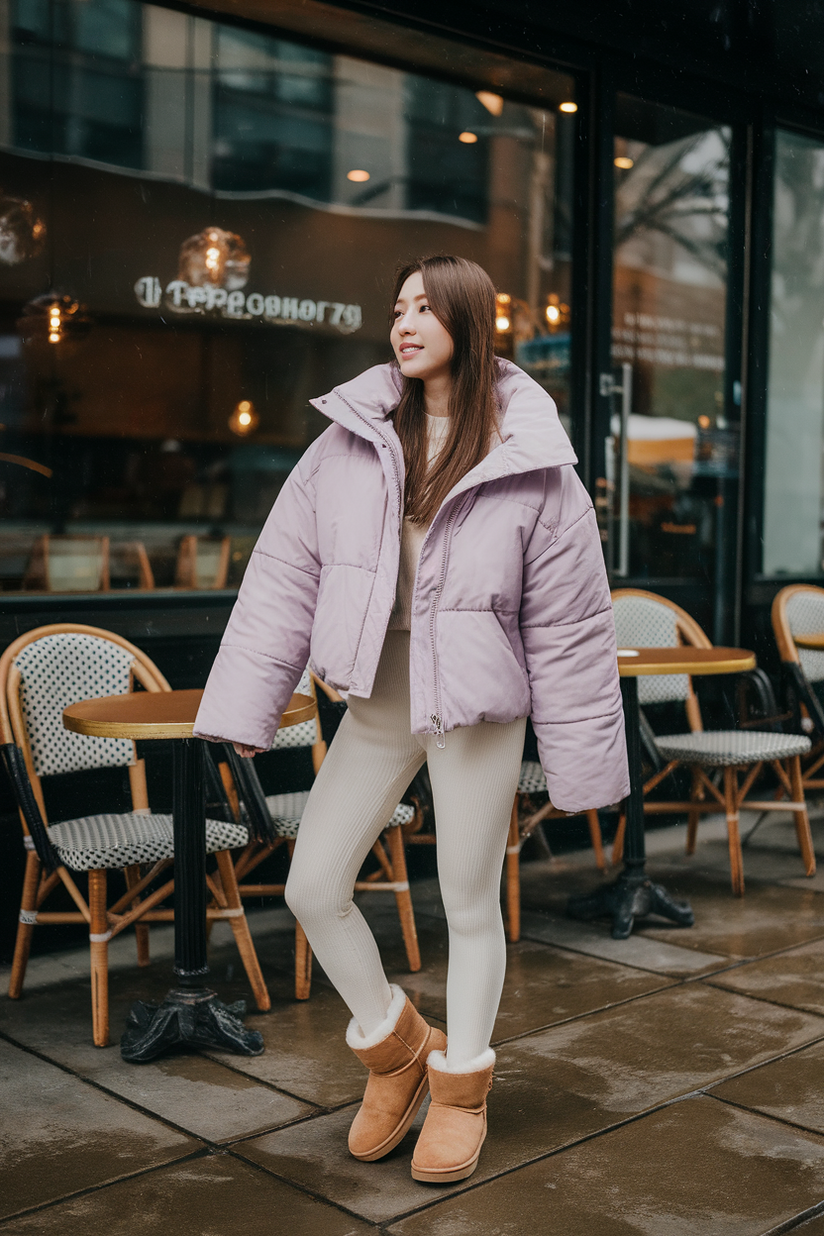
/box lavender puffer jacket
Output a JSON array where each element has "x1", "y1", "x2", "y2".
[{"x1": 195, "y1": 360, "x2": 629, "y2": 812}]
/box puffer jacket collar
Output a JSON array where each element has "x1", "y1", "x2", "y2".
[{"x1": 309, "y1": 359, "x2": 578, "y2": 500}]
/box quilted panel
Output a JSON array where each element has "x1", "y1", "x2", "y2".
[
  {"x1": 518, "y1": 761, "x2": 548, "y2": 794},
  {"x1": 654, "y1": 729, "x2": 811, "y2": 767},
  {"x1": 264, "y1": 793, "x2": 413, "y2": 839},
  {"x1": 271, "y1": 668, "x2": 319, "y2": 749},
  {"x1": 785, "y1": 591, "x2": 824, "y2": 684},
  {"x1": 48, "y1": 812, "x2": 248, "y2": 871},
  {"x1": 15, "y1": 634, "x2": 136, "y2": 777},
  {"x1": 612, "y1": 596, "x2": 690, "y2": 705}
]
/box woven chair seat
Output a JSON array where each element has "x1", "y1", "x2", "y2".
[
  {"x1": 264, "y1": 792, "x2": 414, "y2": 839},
  {"x1": 655, "y1": 730, "x2": 811, "y2": 767},
  {"x1": 518, "y1": 761, "x2": 548, "y2": 794},
  {"x1": 43, "y1": 812, "x2": 248, "y2": 871}
]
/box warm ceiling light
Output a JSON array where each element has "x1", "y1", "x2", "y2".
[
  {"x1": 496, "y1": 292, "x2": 511, "y2": 305},
  {"x1": 476, "y1": 90, "x2": 504, "y2": 116},
  {"x1": 698, "y1": 415, "x2": 711, "y2": 429},
  {"x1": 495, "y1": 315, "x2": 511, "y2": 332},
  {"x1": 459, "y1": 131, "x2": 479, "y2": 144},
  {"x1": 228, "y1": 399, "x2": 259, "y2": 437},
  {"x1": 546, "y1": 304, "x2": 560, "y2": 323},
  {"x1": 178, "y1": 227, "x2": 250, "y2": 291},
  {"x1": 347, "y1": 169, "x2": 370, "y2": 182},
  {"x1": 18, "y1": 291, "x2": 91, "y2": 347},
  {"x1": 559, "y1": 101, "x2": 578, "y2": 113},
  {"x1": 614, "y1": 156, "x2": 635, "y2": 170}
]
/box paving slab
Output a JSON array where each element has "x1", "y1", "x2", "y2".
[
  {"x1": 205, "y1": 982, "x2": 390, "y2": 1108},
  {"x1": 705, "y1": 937, "x2": 824, "y2": 1015},
  {"x1": 711, "y1": 1039, "x2": 824, "y2": 1135},
  {"x1": 638, "y1": 878, "x2": 824, "y2": 959},
  {"x1": 0, "y1": 968, "x2": 312, "y2": 1142},
  {"x1": 0, "y1": 1151, "x2": 376, "y2": 1236},
  {"x1": 0, "y1": 1038, "x2": 198, "y2": 1221},
  {"x1": 387, "y1": 1096, "x2": 824, "y2": 1236},
  {"x1": 235, "y1": 983, "x2": 824, "y2": 1223},
  {"x1": 382, "y1": 925, "x2": 672, "y2": 1037},
  {"x1": 519, "y1": 910, "x2": 727, "y2": 975}
]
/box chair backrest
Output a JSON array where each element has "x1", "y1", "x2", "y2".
[
  {"x1": 271, "y1": 667, "x2": 321, "y2": 752},
  {"x1": 24, "y1": 535, "x2": 110, "y2": 592},
  {"x1": 109, "y1": 541, "x2": 155, "y2": 590},
  {"x1": 772, "y1": 585, "x2": 824, "y2": 683},
  {"x1": 175, "y1": 535, "x2": 230, "y2": 589},
  {"x1": 0, "y1": 623, "x2": 170, "y2": 821},
  {"x1": 611, "y1": 588, "x2": 711, "y2": 711}
]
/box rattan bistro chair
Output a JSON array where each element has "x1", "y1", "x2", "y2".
[
  {"x1": 503, "y1": 765, "x2": 606, "y2": 944},
  {"x1": 227, "y1": 669, "x2": 422, "y2": 999},
  {"x1": 772, "y1": 584, "x2": 824, "y2": 796},
  {"x1": 0, "y1": 623, "x2": 269, "y2": 1046},
  {"x1": 611, "y1": 589, "x2": 814, "y2": 895}
]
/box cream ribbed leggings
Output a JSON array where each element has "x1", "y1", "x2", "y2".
[{"x1": 285, "y1": 630, "x2": 526, "y2": 1066}]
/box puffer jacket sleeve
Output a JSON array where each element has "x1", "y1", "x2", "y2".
[
  {"x1": 520, "y1": 466, "x2": 629, "y2": 813},
  {"x1": 193, "y1": 449, "x2": 321, "y2": 749}
]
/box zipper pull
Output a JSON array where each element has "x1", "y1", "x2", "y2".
[{"x1": 430, "y1": 714, "x2": 446, "y2": 749}]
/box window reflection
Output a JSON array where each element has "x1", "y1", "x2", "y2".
[
  {"x1": 763, "y1": 130, "x2": 824, "y2": 577},
  {"x1": 0, "y1": 0, "x2": 575, "y2": 594},
  {"x1": 609, "y1": 97, "x2": 731, "y2": 584}
]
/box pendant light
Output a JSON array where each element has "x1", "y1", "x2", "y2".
[{"x1": 178, "y1": 227, "x2": 250, "y2": 291}]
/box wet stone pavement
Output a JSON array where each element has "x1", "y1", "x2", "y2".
[{"x1": 4, "y1": 811, "x2": 824, "y2": 1234}]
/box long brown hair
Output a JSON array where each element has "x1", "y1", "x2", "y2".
[{"x1": 391, "y1": 255, "x2": 500, "y2": 525}]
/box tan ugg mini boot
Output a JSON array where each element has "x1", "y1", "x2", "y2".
[
  {"x1": 410, "y1": 1048, "x2": 495, "y2": 1183},
  {"x1": 346, "y1": 985, "x2": 447, "y2": 1162}
]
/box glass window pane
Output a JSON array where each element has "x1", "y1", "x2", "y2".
[
  {"x1": 0, "y1": 0, "x2": 575, "y2": 594},
  {"x1": 611, "y1": 94, "x2": 730, "y2": 583},
  {"x1": 763, "y1": 129, "x2": 824, "y2": 576}
]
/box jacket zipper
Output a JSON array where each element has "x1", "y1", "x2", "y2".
[{"x1": 428, "y1": 500, "x2": 461, "y2": 748}]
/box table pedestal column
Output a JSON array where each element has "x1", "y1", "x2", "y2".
[
  {"x1": 567, "y1": 677, "x2": 695, "y2": 939},
  {"x1": 121, "y1": 740, "x2": 264, "y2": 1062}
]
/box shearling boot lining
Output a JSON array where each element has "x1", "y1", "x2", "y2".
[
  {"x1": 428, "y1": 1047, "x2": 496, "y2": 1074},
  {"x1": 345, "y1": 984, "x2": 407, "y2": 1051}
]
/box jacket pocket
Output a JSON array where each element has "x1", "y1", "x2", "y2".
[
  {"x1": 436, "y1": 609, "x2": 531, "y2": 727},
  {"x1": 310, "y1": 563, "x2": 377, "y2": 688}
]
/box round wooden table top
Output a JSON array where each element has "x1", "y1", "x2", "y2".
[
  {"x1": 793, "y1": 632, "x2": 824, "y2": 651},
  {"x1": 63, "y1": 688, "x2": 316, "y2": 740},
  {"x1": 616, "y1": 646, "x2": 756, "y2": 677}
]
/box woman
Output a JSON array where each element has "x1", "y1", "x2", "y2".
[{"x1": 195, "y1": 255, "x2": 628, "y2": 1184}]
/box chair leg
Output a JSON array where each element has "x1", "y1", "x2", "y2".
[
  {"x1": 506, "y1": 797, "x2": 521, "y2": 944},
  {"x1": 88, "y1": 868, "x2": 110, "y2": 1047},
  {"x1": 611, "y1": 812, "x2": 626, "y2": 866},
  {"x1": 686, "y1": 767, "x2": 703, "y2": 855},
  {"x1": 9, "y1": 851, "x2": 40, "y2": 999},
  {"x1": 214, "y1": 849, "x2": 271, "y2": 1012},
  {"x1": 124, "y1": 864, "x2": 150, "y2": 967},
  {"x1": 724, "y1": 767, "x2": 745, "y2": 897},
  {"x1": 586, "y1": 810, "x2": 606, "y2": 871},
  {"x1": 295, "y1": 920, "x2": 312, "y2": 1000},
  {"x1": 788, "y1": 755, "x2": 816, "y2": 876},
  {"x1": 385, "y1": 824, "x2": 421, "y2": 972}
]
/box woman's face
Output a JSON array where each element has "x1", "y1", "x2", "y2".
[{"x1": 390, "y1": 271, "x2": 454, "y2": 384}]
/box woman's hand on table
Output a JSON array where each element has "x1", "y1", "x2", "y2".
[{"x1": 232, "y1": 743, "x2": 266, "y2": 758}]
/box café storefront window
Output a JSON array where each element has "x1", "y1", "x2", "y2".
[
  {"x1": 0, "y1": 0, "x2": 576, "y2": 594},
  {"x1": 763, "y1": 128, "x2": 824, "y2": 578}
]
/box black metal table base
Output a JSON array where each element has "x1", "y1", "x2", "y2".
[
  {"x1": 121, "y1": 988, "x2": 264, "y2": 1063},
  {"x1": 121, "y1": 737, "x2": 263, "y2": 1063},
  {"x1": 567, "y1": 674, "x2": 694, "y2": 939},
  {"x1": 567, "y1": 866, "x2": 694, "y2": 940}
]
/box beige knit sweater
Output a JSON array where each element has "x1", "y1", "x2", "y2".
[{"x1": 388, "y1": 413, "x2": 451, "y2": 631}]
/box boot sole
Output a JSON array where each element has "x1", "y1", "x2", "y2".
[
  {"x1": 349, "y1": 1073, "x2": 430, "y2": 1162},
  {"x1": 411, "y1": 1155, "x2": 481, "y2": 1184},
  {"x1": 411, "y1": 1123, "x2": 487, "y2": 1183}
]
